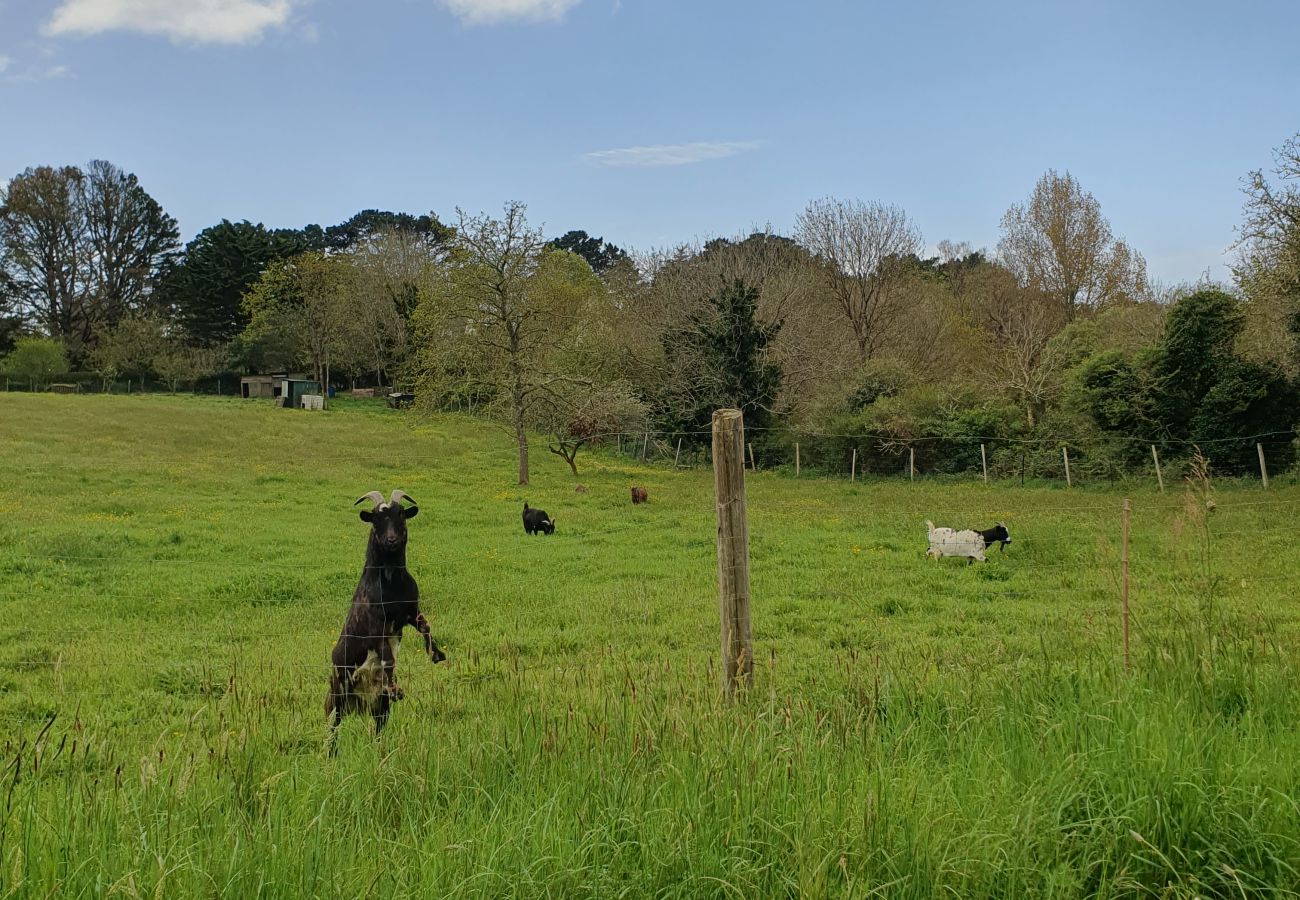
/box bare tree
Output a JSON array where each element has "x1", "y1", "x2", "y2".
[
  {"x1": 794, "y1": 198, "x2": 923, "y2": 362},
  {"x1": 967, "y1": 265, "x2": 1067, "y2": 426},
  {"x1": 998, "y1": 170, "x2": 1149, "y2": 321}
]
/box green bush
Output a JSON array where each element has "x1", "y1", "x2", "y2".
[{"x1": 0, "y1": 337, "x2": 68, "y2": 390}]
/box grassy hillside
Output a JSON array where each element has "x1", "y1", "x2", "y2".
[{"x1": 2, "y1": 393, "x2": 1299, "y2": 897}]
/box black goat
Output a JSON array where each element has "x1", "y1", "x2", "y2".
[
  {"x1": 975, "y1": 523, "x2": 1012, "y2": 552},
  {"x1": 522, "y1": 502, "x2": 555, "y2": 535},
  {"x1": 325, "y1": 489, "x2": 445, "y2": 753}
]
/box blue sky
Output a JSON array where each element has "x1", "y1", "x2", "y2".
[{"x1": 1, "y1": 0, "x2": 1297, "y2": 282}]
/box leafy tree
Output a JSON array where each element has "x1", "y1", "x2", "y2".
[
  {"x1": 1, "y1": 336, "x2": 67, "y2": 389},
  {"x1": 1077, "y1": 289, "x2": 1298, "y2": 472},
  {"x1": 88, "y1": 313, "x2": 168, "y2": 389},
  {"x1": 1235, "y1": 132, "x2": 1300, "y2": 375},
  {"x1": 1075, "y1": 350, "x2": 1163, "y2": 465},
  {"x1": 659, "y1": 278, "x2": 782, "y2": 437},
  {"x1": 998, "y1": 169, "x2": 1149, "y2": 321},
  {"x1": 1150, "y1": 289, "x2": 1243, "y2": 429},
  {"x1": 163, "y1": 220, "x2": 304, "y2": 346},
  {"x1": 547, "y1": 230, "x2": 628, "y2": 274},
  {"x1": 325, "y1": 210, "x2": 453, "y2": 252},
  {"x1": 412, "y1": 203, "x2": 605, "y2": 484},
  {"x1": 153, "y1": 343, "x2": 224, "y2": 393},
  {"x1": 0, "y1": 162, "x2": 177, "y2": 362},
  {"x1": 242, "y1": 252, "x2": 362, "y2": 404}
]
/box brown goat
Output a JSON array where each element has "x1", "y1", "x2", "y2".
[{"x1": 325, "y1": 490, "x2": 445, "y2": 753}]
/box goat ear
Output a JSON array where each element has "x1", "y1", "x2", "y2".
[
  {"x1": 403, "y1": 505, "x2": 419, "y2": 520},
  {"x1": 359, "y1": 509, "x2": 374, "y2": 523}
]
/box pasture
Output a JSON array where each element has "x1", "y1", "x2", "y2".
[{"x1": 2, "y1": 393, "x2": 1300, "y2": 897}]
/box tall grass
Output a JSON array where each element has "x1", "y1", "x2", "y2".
[{"x1": 2, "y1": 393, "x2": 1299, "y2": 897}]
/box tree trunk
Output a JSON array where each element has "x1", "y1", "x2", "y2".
[
  {"x1": 509, "y1": 334, "x2": 529, "y2": 484},
  {"x1": 514, "y1": 404, "x2": 529, "y2": 485}
]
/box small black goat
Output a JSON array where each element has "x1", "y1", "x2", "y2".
[
  {"x1": 975, "y1": 523, "x2": 1012, "y2": 552},
  {"x1": 522, "y1": 502, "x2": 555, "y2": 535},
  {"x1": 325, "y1": 490, "x2": 445, "y2": 753}
]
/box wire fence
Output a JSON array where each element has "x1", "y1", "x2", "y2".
[{"x1": 1, "y1": 487, "x2": 1295, "y2": 684}]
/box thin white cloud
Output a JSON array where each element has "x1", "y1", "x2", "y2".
[
  {"x1": 583, "y1": 140, "x2": 764, "y2": 168},
  {"x1": 439, "y1": 0, "x2": 581, "y2": 25},
  {"x1": 44, "y1": 0, "x2": 293, "y2": 44},
  {"x1": 0, "y1": 56, "x2": 11, "y2": 74},
  {"x1": 2, "y1": 61, "x2": 73, "y2": 83}
]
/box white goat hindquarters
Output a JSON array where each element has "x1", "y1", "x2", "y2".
[{"x1": 925, "y1": 522, "x2": 987, "y2": 562}]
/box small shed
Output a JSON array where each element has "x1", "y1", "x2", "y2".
[
  {"x1": 278, "y1": 377, "x2": 322, "y2": 409},
  {"x1": 240, "y1": 375, "x2": 277, "y2": 399}
]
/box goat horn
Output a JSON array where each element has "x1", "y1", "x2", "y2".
[
  {"x1": 354, "y1": 491, "x2": 385, "y2": 509},
  {"x1": 389, "y1": 490, "x2": 417, "y2": 507}
]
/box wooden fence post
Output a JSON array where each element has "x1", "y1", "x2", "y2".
[
  {"x1": 1258, "y1": 443, "x2": 1270, "y2": 489},
  {"x1": 1121, "y1": 498, "x2": 1131, "y2": 672},
  {"x1": 748, "y1": 442, "x2": 756, "y2": 471},
  {"x1": 795, "y1": 442, "x2": 800, "y2": 477},
  {"x1": 909, "y1": 447, "x2": 915, "y2": 481},
  {"x1": 617, "y1": 434, "x2": 622, "y2": 455},
  {"x1": 642, "y1": 432, "x2": 649, "y2": 461},
  {"x1": 712, "y1": 409, "x2": 753, "y2": 698},
  {"x1": 851, "y1": 448, "x2": 857, "y2": 482},
  {"x1": 1062, "y1": 446, "x2": 1072, "y2": 488},
  {"x1": 674, "y1": 437, "x2": 683, "y2": 469},
  {"x1": 1151, "y1": 445, "x2": 1164, "y2": 493},
  {"x1": 980, "y1": 443, "x2": 989, "y2": 484}
]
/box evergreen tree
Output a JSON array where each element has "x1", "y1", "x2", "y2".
[{"x1": 661, "y1": 278, "x2": 782, "y2": 437}]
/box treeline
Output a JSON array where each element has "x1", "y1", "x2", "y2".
[{"x1": 2, "y1": 134, "x2": 1298, "y2": 484}]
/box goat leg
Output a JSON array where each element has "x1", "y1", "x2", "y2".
[
  {"x1": 414, "y1": 612, "x2": 447, "y2": 664},
  {"x1": 324, "y1": 689, "x2": 342, "y2": 757}
]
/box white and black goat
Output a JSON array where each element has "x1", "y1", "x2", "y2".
[
  {"x1": 325, "y1": 489, "x2": 445, "y2": 752},
  {"x1": 925, "y1": 520, "x2": 1012, "y2": 564}
]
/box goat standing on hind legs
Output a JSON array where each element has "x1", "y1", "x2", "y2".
[{"x1": 325, "y1": 490, "x2": 446, "y2": 754}]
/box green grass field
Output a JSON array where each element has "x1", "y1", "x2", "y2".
[{"x1": 2, "y1": 393, "x2": 1300, "y2": 897}]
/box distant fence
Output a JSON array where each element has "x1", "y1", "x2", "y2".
[{"x1": 605, "y1": 427, "x2": 1298, "y2": 490}]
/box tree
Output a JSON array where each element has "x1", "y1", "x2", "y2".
[
  {"x1": 242, "y1": 252, "x2": 363, "y2": 405},
  {"x1": 0, "y1": 162, "x2": 177, "y2": 362},
  {"x1": 961, "y1": 262, "x2": 1068, "y2": 426},
  {"x1": 79, "y1": 160, "x2": 180, "y2": 321},
  {"x1": 659, "y1": 279, "x2": 783, "y2": 437},
  {"x1": 412, "y1": 203, "x2": 603, "y2": 485},
  {"x1": 163, "y1": 220, "x2": 304, "y2": 346},
  {"x1": 0, "y1": 166, "x2": 91, "y2": 357},
  {"x1": 547, "y1": 230, "x2": 628, "y2": 274},
  {"x1": 540, "y1": 382, "x2": 648, "y2": 475},
  {"x1": 324, "y1": 209, "x2": 454, "y2": 252},
  {"x1": 794, "y1": 198, "x2": 923, "y2": 362},
  {"x1": 87, "y1": 312, "x2": 167, "y2": 389},
  {"x1": 1, "y1": 336, "x2": 67, "y2": 389},
  {"x1": 153, "y1": 342, "x2": 223, "y2": 393},
  {"x1": 343, "y1": 224, "x2": 450, "y2": 385},
  {"x1": 1078, "y1": 289, "x2": 1297, "y2": 472},
  {"x1": 1235, "y1": 132, "x2": 1300, "y2": 375},
  {"x1": 998, "y1": 170, "x2": 1149, "y2": 321}
]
